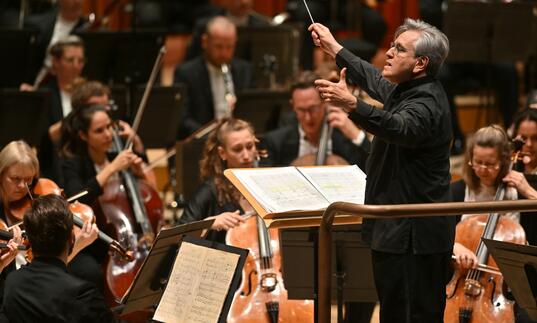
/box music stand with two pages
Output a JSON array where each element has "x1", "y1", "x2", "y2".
[
  {"x1": 484, "y1": 239, "x2": 537, "y2": 321},
  {"x1": 119, "y1": 219, "x2": 248, "y2": 323}
]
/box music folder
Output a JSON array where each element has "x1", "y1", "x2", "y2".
[
  {"x1": 119, "y1": 220, "x2": 213, "y2": 315},
  {"x1": 119, "y1": 219, "x2": 248, "y2": 323},
  {"x1": 483, "y1": 238, "x2": 537, "y2": 321}
]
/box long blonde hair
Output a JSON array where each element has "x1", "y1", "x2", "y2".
[
  {"x1": 199, "y1": 118, "x2": 255, "y2": 205},
  {"x1": 0, "y1": 140, "x2": 39, "y2": 203}
]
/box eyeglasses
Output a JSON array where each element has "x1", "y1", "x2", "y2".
[
  {"x1": 468, "y1": 161, "x2": 501, "y2": 171},
  {"x1": 389, "y1": 41, "x2": 411, "y2": 56}
]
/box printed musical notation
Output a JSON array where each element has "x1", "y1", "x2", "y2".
[
  {"x1": 153, "y1": 242, "x2": 240, "y2": 323},
  {"x1": 230, "y1": 165, "x2": 367, "y2": 214}
]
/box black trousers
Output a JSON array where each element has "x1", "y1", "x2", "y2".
[{"x1": 371, "y1": 250, "x2": 452, "y2": 323}]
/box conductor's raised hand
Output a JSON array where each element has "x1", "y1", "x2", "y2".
[
  {"x1": 308, "y1": 23, "x2": 343, "y2": 58},
  {"x1": 315, "y1": 68, "x2": 357, "y2": 113}
]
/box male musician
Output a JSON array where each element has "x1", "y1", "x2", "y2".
[
  {"x1": 0, "y1": 195, "x2": 114, "y2": 322},
  {"x1": 184, "y1": 0, "x2": 270, "y2": 61},
  {"x1": 24, "y1": 0, "x2": 87, "y2": 84},
  {"x1": 311, "y1": 19, "x2": 454, "y2": 322},
  {"x1": 26, "y1": 35, "x2": 86, "y2": 186},
  {"x1": 260, "y1": 71, "x2": 370, "y2": 170},
  {"x1": 174, "y1": 15, "x2": 254, "y2": 138}
]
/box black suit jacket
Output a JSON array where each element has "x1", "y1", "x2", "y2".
[
  {"x1": 185, "y1": 11, "x2": 270, "y2": 61},
  {"x1": 0, "y1": 257, "x2": 114, "y2": 323},
  {"x1": 24, "y1": 7, "x2": 86, "y2": 83},
  {"x1": 174, "y1": 56, "x2": 253, "y2": 137},
  {"x1": 259, "y1": 125, "x2": 370, "y2": 170}
]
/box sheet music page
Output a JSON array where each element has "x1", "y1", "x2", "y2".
[
  {"x1": 232, "y1": 167, "x2": 329, "y2": 213},
  {"x1": 153, "y1": 242, "x2": 240, "y2": 323},
  {"x1": 297, "y1": 165, "x2": 367, "y2": 204}
]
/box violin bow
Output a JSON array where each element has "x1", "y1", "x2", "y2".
[{"x1": 124, "y1": 46, "x2": 167, "y2": 151}]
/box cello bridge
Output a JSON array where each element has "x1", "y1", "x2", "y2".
[
  {"x1": 464, "y1": 279, "x2": 483, "y2": 297},
  {"x1": 260, "y1": 273, "x2": 277, "y2": 292}
]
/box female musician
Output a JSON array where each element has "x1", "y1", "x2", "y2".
[
  {"x1": 60, "y1": 104, "x2": 147, "y2": 206},
  {"x1": 176, "y1": 118, "x2": 255, "y2": 242},
  {"x1": 451, "y1": 125, "x2": 519, "y2": 268},
  {"x1": 0, "y1": 140, "x2": 97, "y2": 292}
]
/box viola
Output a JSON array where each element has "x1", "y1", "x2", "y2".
[{"x1": 445, "y1": 140, "x2": 527, "y2": 323}]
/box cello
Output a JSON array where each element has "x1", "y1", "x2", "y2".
[
  {"x1": 226, "y1": 139, "x2": 313, "y2": 322},
  {"x1": 444, "y1": 140, "x2": 527, "y2": 323},
  {"x1": 96, "y1": 47, "x2": 166, "y2": 305}
]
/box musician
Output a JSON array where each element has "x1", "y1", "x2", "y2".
[
  {"x1": 185, "y1": 0, "x2": 270, "y2": 61},
  {"x1": 175, "y1": 16, "x2": 254, "y2": 138},
  {"x1": 60, "y1": 105, "x2": 146, "y2": 207},
  {"x1": 23, "y1": 0, "x2": 87, "y2": 84},
  {"x1": 310, "y1": 19, "x2": 453, "y2": 322},
  {"x1": 22, "y1": 35, "x2": 86, "y2": 186},
  {"x1": 0, "y1": 140, "x2": 98, "y2": 298},
  {"x1": 450, "y1": 125, "x2": 519, "y2": 268},
  {"x1": 260, "y1": 71, "x2": 370, "y2": 169},
  {"x1": 175, "y1": 118, "x2": 256, "y2": 242},
  {"x1": 0, "y1": 195, "x2": 114, "y2": 322},
  {"x1": 66, "y1": 80, "x2": 146, "y2": 157}
]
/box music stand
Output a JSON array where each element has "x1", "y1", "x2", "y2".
[
  {"x1": 279, "y1": 224, "x2": 377, "y2": 302},
  {"x1": 233, "y1": 89, "x2": 291, "y2": 135},
  {"x1": 483, "y1": 239, "x2": 537, "y2": 321},
  {"x1": 75, "y1": 31, "x2": 165, "y2": 85},
  {"x1": 175, "y1": 137, "x2": 207, "y2": 201},
  {"x1": 0, "y1": 89, "x2": 50, "y2": 148},
  {"x1": 236, "y1": 25, "x2": 301, "y2": 89},
  {"x1": 0, "y1": 28, "x2": 37, "y2": 87},
  {"x1": 131, "y1": 84, "x2": 185, "y2": 148},
  {"x1": 119, "y1": 219, "x2": 213, "y2": 316}
]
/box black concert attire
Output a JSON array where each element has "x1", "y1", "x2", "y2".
[
  {"x1": 260, "y1": 124, "x2": 370, "y2": 169},
  {"x1": 336, "y1": 47, "x2": 455, "y2": 322},
  {"x1": 61, "y1": 155, "x2": 109, "y2": 290},
  {"x1": 0, "y1": 204, "x2": 16, "y2": 307},
  {"x1": 61, "y1": 149, "x2": 149, "y2": 290},
  {"x1": 184, "y1": 9, "x2": 270, "y2": 62},
  {"x1": 23, "y1": 7, "x2": 86, "y2": 83},
  {"x1": 37, "y1": 76, "x2": 66, "y2": 186},
  {"x1": 174, "y1": 56, "x2": 254, "y2": 138},
  {"x1": 0, "y1": 257, "x2": 114, "y2": 323},
  {"x1": 176, "y1": 180, "x2": 242, "y2": 243}
]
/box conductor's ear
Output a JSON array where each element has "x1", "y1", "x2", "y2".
[{"x1": 413, "y1": 56, "x2": 429, "y2": 74}]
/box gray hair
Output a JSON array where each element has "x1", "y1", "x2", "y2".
[{"x1": 395, "y1": 18, "x2": 449, "y2": 77}]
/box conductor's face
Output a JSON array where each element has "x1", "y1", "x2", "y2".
[
  {"x1": 292, "y1": 87, "x2": 325, "y2": 142},
  {"x1": 383, "y1": 30, "x2": 426, "y2": 84},
  {"x1": 202, "y1": 27, "x2": 237, "y2": 67}
]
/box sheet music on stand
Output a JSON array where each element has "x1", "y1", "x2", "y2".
[{"x1": 119, "y1": 220, "x2": 248, "y2": 323}]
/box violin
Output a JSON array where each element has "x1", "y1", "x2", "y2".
[
  {"x1": 444, "y1": 140, "x2": 527, "y2": 323},
  {"x1": 6, "y1": 178, "x2": 132, "y2": 261}
]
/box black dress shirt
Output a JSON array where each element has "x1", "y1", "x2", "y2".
[{"x1": 336, "y1": 48, "x2": 455, "y2": 254}]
